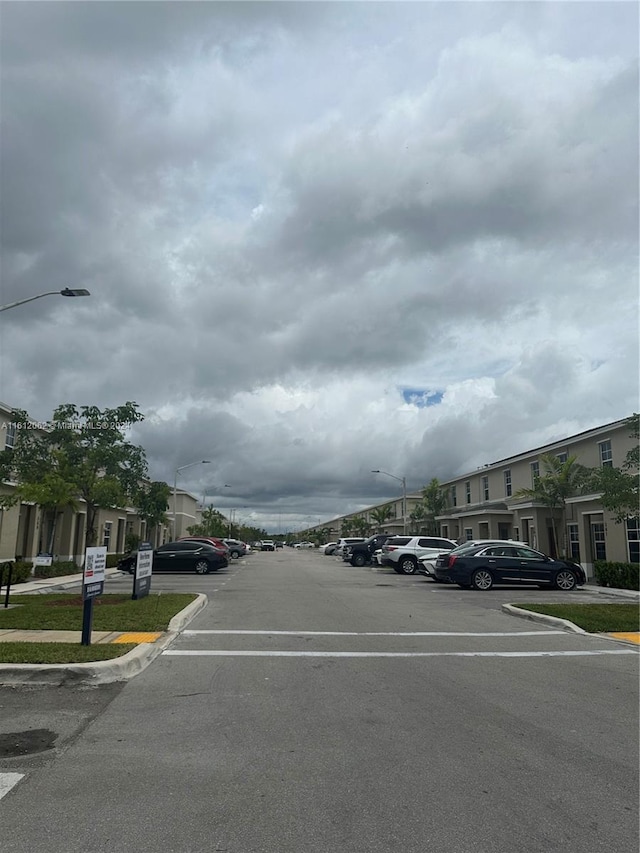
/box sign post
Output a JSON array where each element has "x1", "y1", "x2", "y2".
[
  {"x1": 81, "y1": 546, "x2": 107, "y2": 646},
  {"x1": 132, "y1": 542, "x2": 153, "y2": 600}
]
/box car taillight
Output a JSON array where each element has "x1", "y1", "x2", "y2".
[
  {"x1": 448, "y1": 555, "x2": 458, "y2": 567},
  {"x1": 386, "y1": 546, "x2": 398, "y2": 551}
]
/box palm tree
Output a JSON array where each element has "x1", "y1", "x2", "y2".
[
  {"x1": 515, "y1": 454, "x2": 590, "y2": 557},
  {"x1": 351, "y1": 514, "x2": 370, "y2": 536},
  {"x1": 409, "y1": 503, "x2": 427, "y2": 534},
  {"x1": 370, "y1": 504, "x2": 393, "y2": 531},
  {"x1": 421, "y1": 479, "x2": 447, "y2": 535}
]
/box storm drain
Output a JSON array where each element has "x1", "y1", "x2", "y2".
[{"x1": 0, "y1": 729, "x2": 57, "y2": 758}]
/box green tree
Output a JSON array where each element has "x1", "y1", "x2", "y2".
[
  {"x1": 589, "y1": 414, "x2": 639, "y2": 523},
  {"x1": 136, "y1": 481, "x2": 170, "y2": 544},
  {"x1": 0, "y1": 402, "x2": 147, "y2": 552},
  {"x1": 409, "y1": 503, "x2": 427, "y2": 534},
  {"x1": 341, "y1": 518, "x2": 357, "y2": 536},
  {"x1": 421, "y1": 478, "x2": 447, "y2": 535},
  {"x1": 351, "y1": 514, "x2": 370, "y2": 536},
  {"x1": 370, "y1": 504, "x2": 393, "y2": 531},
  {"x1": 515, "y1": 454, "x2": 590, "y2": 557},
  {"x1": 187, "y1": 507, "x2": 229, "y2": 538}
]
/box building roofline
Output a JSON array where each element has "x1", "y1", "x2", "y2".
[{"x1": 439, "y1": 417, "x2": 632, "y2": 486}]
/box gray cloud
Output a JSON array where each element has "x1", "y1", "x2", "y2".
[{"x1": 1, "y1": 2, "x2": 637, "y2": 531}]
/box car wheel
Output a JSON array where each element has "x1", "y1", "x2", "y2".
[
  {"x1": 194, "y1": 560, "x2": 210, "y2": 575},
  {"x1": 400, "y1": 556, "x2": 418, "y2": 575},
  {"x1": 471, "y1": 569, "x2": 493, "y2": 591},
  {"x1": 231, "y1": 551, "x2": 240, "y2": 559},
  {"x1": 554, "y1": 569, "x2": 577, "y2": 591},
  {"x1": 352, "y1": 554, "x2": 366, "y2": 567}
]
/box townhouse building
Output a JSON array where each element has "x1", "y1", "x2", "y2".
[{"x1": 310, "y1": 417, "x2": 638, "y2": 578}]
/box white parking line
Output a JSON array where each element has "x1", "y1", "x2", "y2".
[
  {"x1": 164, "y1": 650, "x2": 637, "y2": 658},
  {"x1": 183, "y1": 630, "x2": 567, "y2": 637},
  {"x1": 0, "y1": 773, "x2": 25, "y2": 800}
]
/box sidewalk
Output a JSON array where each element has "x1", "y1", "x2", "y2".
[{"x1": 6, "y1": 567, "x2": 123, "y2": 595}]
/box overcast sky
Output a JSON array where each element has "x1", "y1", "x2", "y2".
[{"x1": 1, "y1": 2, "x2": 637, "y2": 533}]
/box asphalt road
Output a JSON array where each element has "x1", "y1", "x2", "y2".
[{"x1": 1, "y1": 548, "x2": 638, "y2": 853}]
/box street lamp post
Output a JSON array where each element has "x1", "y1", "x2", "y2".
[
  {"x1": 0, "y1": 288, "x2": 91, "y2": 313},
  {"x1": 372, "y1": 469, "x2": 407, "y2": 535},
  {"x1": 173, "y1": 460, "x2": 211, "y2": 539}
]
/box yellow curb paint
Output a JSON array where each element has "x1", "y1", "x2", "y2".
[
  {"x1": 111, "y1": 632, "x2": 163, "y2": 644},
  {"x1": 608, "y1": 632, "x2": 640, "y2": 645}
]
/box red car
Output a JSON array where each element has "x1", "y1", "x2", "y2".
[{"x1": 179, "y1": 536, "x2": 229, "y2": 557}]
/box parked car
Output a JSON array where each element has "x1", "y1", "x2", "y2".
[
  {"x1": 418, "y1": 538, "x2": 527, "y2": 579},
  {"x1": 343, "y1": 534, "x2": 395, "y2": 566},
  {"x1": 333, "y1": 537, "x2": 366, "y2": 558},
  {"x1": 433, "y1": 542, "x2": 586, "y2": 590},
  {"x1": 118, "y1": 541, "x2": 228, "y2": 575},
  {"x1": 261, "y1": 540, "x2": 276, "y2": 551},
  {"x1": 179, "y1": 536, "x2": 229, "y2": 557},
  {"x1": 294, "y1": 542, "x2": 315, "y2": 549},
  {"x1": 321, "y1": 542, "x2": 338, "y2": 555},
  {"x1": 222, "y1": 539, "x2": 248, "y2": 559},
  {"x1": 379, "y1": 536, "x2": 458, "y2": 574},
  {"x1": 275, "y1": 541, "x2": 284, "y2": 548}
]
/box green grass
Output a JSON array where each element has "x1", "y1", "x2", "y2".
[
  {"x1": 0, "y1": 593, "x2": 197, "y2": 632},
  {"x1": 514, "y1": 603, "x2": 640, "y2": 633},
  {"x1": 0, "y1": 642, "x2": 138, "y2": 664}
]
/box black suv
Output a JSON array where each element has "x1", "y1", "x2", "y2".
[{"x1": 343, "y1": 534, "x2": 395, "y2": 567}]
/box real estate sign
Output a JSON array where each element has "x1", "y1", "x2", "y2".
[
  {"x1": 133, "y1": 542, "x2": 153, "y2": 600},
  {"x1": 83, "y1": 546, "x2": 107, "y2": 600}
]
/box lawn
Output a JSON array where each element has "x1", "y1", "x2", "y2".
[
  {"x1": 514, "y1": 602, "x2": 640, "y2": 633},
  {"x1": 0, "y1": 593, "x2": 197, "y2": 632},
  {"x1": 0, "y1": 643, "x2": 137, "y2": 664}
]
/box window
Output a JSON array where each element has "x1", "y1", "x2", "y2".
[
  {"x1": 103, "y1": 521, "x2": 112, "y2": 550},
  {"x1": 481, "y1": 476, "x2": 489, "y2": 501},
  {"x1": 568, "y1": 524, "x2": 580, "y2": 561},
  {"x1": 464, "y1": 528, "x2": 473, "y2": 541},
  {"x1": 599, "y1": 440, "x2": 613, "y2": 467},
  {"x1": 451, "y1": 486, "x2": 457, "y2": 507},
  {"x1": 465, "y1": 482, "x2": 471, "y2": 504},
  {"x1": 626, "y1": 518, "x2": 639, "y2": 564},
  {"x1": 530, "y1": 461, "x2": 539, "y2": 485},
  {"x1": 591, "y1": 522, "x2": 606, "y2": 561},
  {"x1": 4, "y1": 423, "x2": 16, "y2": 450},
  {"x1": 504, "y1": 469, "x2": 512, "y2": 497},
  {"x1": 556, "y1": 452, "x2": 568, "y2": 463}
]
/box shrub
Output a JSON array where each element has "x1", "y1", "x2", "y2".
[
  {"x1": 34, "y1": 560, "x2": 78, "y2": 578},
  {"x1": 0, "y1": 561, "x2": 33, "y2": 585},
  {"x1": 106, "y1": 553, "x2": 125, "y2": 568},
  {"x1": 594, "y1": 560, "x2": 639, "y2": 591}
]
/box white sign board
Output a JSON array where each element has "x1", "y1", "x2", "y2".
[
  {"x1": 136, "y1": 548, "x2": 153, "y2": 579},
  {"x1": 33, "y1": 555, "x2": 53, "y2": 567},
  {"x1": 83, "y1": 546, "x2": 107, "y2": 586}
]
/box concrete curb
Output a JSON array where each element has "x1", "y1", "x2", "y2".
[
  {"x1": 502, "y1": 604, "x2": 587, "y2": 634},
  {"x1": 0, "y1": 593, "x2": 208, "y2": 686}
]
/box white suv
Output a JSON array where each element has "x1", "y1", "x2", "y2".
[{"x1": 379, "y1": 536, "x2": 458, "y2": 575}]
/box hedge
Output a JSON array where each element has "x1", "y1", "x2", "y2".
[{"x1": 594, "y1": 560, "x2": 639, "y2": 591}]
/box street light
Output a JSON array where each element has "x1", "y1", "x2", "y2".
[
  {"x1": 0, "y1": 288, "x2": 91, "y2": 313},
  {"x1": 372, "y1": 469, "x2": 407, "y2": 535},
  {"x1": 201, "y1": 484, "x2": 231, "y2": 510},
  {"x1": 173, "y1": 460, "x2": 211, "y2": 538}
]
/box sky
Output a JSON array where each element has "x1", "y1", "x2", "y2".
[{"x1": 0, "y1": 1, "x2": 638, "y2": 534}]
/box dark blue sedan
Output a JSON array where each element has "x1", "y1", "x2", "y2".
[{"x1": 433, "y1": 543, "x2": 586, "y2": 590}]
